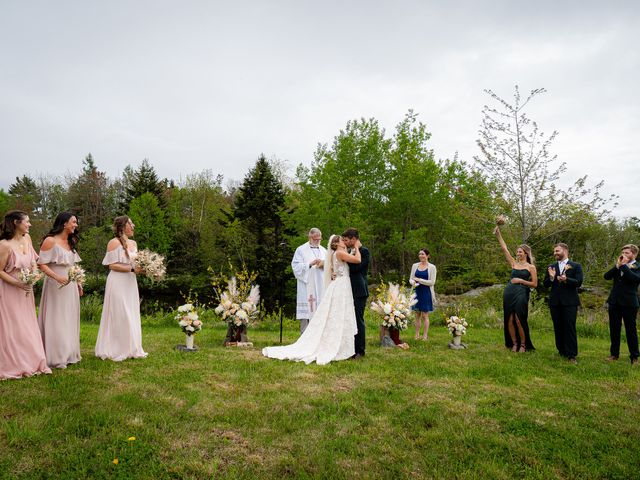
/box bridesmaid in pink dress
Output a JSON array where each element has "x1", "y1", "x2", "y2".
[
  {"x1": 0, "y1": 210, "x2": 51, "y2": 380},
  {"x1": 37, "y1": 213, "x2": 83, "y2": 369},
  {"x1": 95, "y1": 216, "x2": 148, "y2": 361}
]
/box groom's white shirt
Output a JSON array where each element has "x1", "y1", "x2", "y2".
[{"x1": 292, "y1": 241, "x2": 327, "y2": 319}]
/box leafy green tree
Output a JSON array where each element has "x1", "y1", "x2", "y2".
[
  {"x1": 166, "y1": 170, "x2": 231, "y2": 272},
  {"x1": 128, "y1": 192, "x2": 171, "y2": 255},
  {"x1": 0, "y1": 189, "x2": 15, "y2": 214}
]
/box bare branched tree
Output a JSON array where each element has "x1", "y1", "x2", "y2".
[{"x1": 475, "y1": 86, "x2": 616, "y2": 244}]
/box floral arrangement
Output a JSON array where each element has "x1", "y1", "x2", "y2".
[
  {"x1": 446, "y1": 315, "x2": 468, "y2": 336},
  {"x1": 19, "y1": 264, "x2": 43, "y2": 296},
  {"x1": 370, "y1": 282, "x2": 417, "y2": 330},
  {"x1": 175, "y1": 303, "x2": 202, "y2": 336},
  {"x1": 133, "y1": 249, "x2": 166, "y2": 282},
  {"x1": 60, "y1": 264, "x2": 86, "y2": 289},
  {"x1": 213, "y1": 276, "x2": 260, "y2": 327},
  {"x1": 496, "y1": 214, "x2": 507, "y2": 226}
]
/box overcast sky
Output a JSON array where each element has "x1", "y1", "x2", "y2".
[{"x1": 1, "y1": 1, "x2": 638, "y2": 217}]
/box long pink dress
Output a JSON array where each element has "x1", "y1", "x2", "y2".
[
  {"x1": 95, "y1": 245, "x2": 147, "y2": 361},
  {"x1": 37, "y1": 245, "x2": 82, "y2": 368},
  {"x1": 0, "y1": 246, "x2": 52, "y2": 380}
]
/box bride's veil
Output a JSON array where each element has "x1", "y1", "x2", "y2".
[{"x1": 323, "y1": 235, "x2": 336, "y2": 288}]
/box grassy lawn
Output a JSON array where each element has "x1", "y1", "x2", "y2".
[{"x1": 1, "y1": 308, "x2": 639, "y2": 479}]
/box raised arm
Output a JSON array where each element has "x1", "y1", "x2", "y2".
[
  {"x1": 494, "y1": 226, "x2": 515, "y2": 267},
  {"x1": 336, "y1": 246, "x2": 361, "y2": 264}
]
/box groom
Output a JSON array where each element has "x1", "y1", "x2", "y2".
[{"x1": 342, "y1": 228, "x2": 370, "y2": 359}]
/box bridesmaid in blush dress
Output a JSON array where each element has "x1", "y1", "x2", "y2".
[
  {"x1": 0, "y1": 211, "x2": 51, "y2": 380},
  {"x1": 95, "y1": 216, "x2": 147, "y2": 361},
  {"x1": 37, "y1": 212, "x2": 83, "y2": 369}
]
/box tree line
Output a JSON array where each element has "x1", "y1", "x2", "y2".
[{"x1": 2, "y1": 88, "x2": 638, "y2": 312}]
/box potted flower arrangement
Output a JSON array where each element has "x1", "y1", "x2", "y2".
[
  {"x1": 370, "y1": 282, "x2": 416, "y2": 349},
  {"x1": 446, "y1": 315, "x2": 468, "y2": 349},
  {"x1": 213, "y1": 268, "x2": 260, "y2": 346},
  {"x1": 176, "y1": 303, "x2": 202, "y2": 350}
]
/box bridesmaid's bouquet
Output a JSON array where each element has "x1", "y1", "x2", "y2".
[
  {"x1": 213, "y1": 276, "x2": 260, "y2": 327},
  {"x1": 133, "y1": 249, "x2": 166, "y2": 282},
  {"x1": 175, "y1": 303, "x2": 202, "y2": 336},
  {"x1": 446, "y1": 315, "x2": 468, "y2": 336},
  {"x1": 370, "y1": 282, "x2": 417, "y2": 330},
  {"x1": 19, "y1": 264, "x2": 44, "y2": 296},
  {"x1": 59, "y1": 264, "x2": 86, "y2": 289},
  {"x1": 495, "y1": 214, "x2": 507, "y2": 226}
]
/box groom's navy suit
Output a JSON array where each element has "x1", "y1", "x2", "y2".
[
  {"x1": 604, "y1": 261, "x2": 640, "y2": 360},
  {"x1": 543, "y1": 260, "x2": 583, "y2": 359},
  {"x1": 348, "y1": 246, "x2": 370, "y2": 356}
]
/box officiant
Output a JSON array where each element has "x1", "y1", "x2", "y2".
[{"x1": 292, "y1": 228, "x2": 326, "y2": 333}]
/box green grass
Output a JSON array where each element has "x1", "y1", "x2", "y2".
[{"x1": 1, "y1": 310, "x2": 639, "y2": 479}]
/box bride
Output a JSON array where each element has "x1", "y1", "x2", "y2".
[{"x1": 262, "y1": 234, "x2": 360, "y2": 365}]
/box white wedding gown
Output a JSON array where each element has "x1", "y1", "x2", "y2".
[{"x1": 262, "y1": 253, "x2": 357, "y2": 365}]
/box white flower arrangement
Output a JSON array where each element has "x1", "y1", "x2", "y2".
[
  {"x1": 370, "y1": 282, "x2": 417, "y2": 331},
  {"x1": 446, "y1": 315, "x2": 468, "y2": 336},
  {"x1": 19, "y1": 264, "x2": 44, "y2": 296},
  {"x1": 175, "y1": 303, "x2": 202, "y2": 336},
  {"x1": 133, "y1": 249, "x2": 166, "y2": 282},
  {"x1": 59, "y1": 264, "x2": 86, "y2": 289},
  {"x1": 213, "y1": 277, "x2": 260, "y2": 327}
]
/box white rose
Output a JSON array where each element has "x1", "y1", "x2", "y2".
[
  {"x1": 187, "y1": 311, "x2": 199, "y2": 321},
  {"x1": 383, "y1": 303, "x2": 392, "y2": 315},
  {"x1": 236, "y1": 309, "x2": 248, "y2": 320},
  {"x1": 178, "y1": 320, "x2": 188, "y2": 327},
  {"x1": 186, "y1": 325, "x2": 195, "y2": 332},
  {"x1": 214, "y1": 305, "x2": 224, "y2": 314}
]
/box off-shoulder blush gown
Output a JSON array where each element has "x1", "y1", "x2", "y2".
[
  {"x1": 0, "y1": 246, "x2": 52, "y2": 380},
  {"x1": 95, "y1": 246, "x2": 148, "y2": 361},
  {"x1": 37, "y1": 245, "x2": 82, "y2": 368}
]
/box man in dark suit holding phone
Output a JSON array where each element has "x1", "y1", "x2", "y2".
[
  {"x1": 543, "y1": 243, "x2": 583, "y2": 364},
  {"x1": 604, "y1": 244, "x2": 640, "y2": 364}
]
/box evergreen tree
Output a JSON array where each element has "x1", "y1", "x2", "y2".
[
  {"x1": 234, "y1": 155, "x2": 290, "y2": 311},
  {"x1": 122, "y1": 159, "x2": 167, "y2": 211},
  {"x1": 8, "y1": 175, "x2": 40, "y2": 213},
  {"x1": 67, "y1": 154, "x2": 110, "y2": 227}
]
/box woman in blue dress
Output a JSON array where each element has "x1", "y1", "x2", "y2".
[
  {"x1": 409, "y1": 248, "x2": 437, "y2": 340},
  {"x1": 494, "y1": 226, "x2": 537, "y2": 352}
]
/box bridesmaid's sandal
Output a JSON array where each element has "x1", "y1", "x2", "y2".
[
  {"x1": 518, "y1": 345, "x2": 526, "y2": 353},
  {"x1": 511, "y1": 344, "x2": 518, "y2": 352}
]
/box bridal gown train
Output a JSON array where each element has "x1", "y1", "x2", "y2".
[{"x1": 262, "y1": 253, "x2": 357, "y2": 365}]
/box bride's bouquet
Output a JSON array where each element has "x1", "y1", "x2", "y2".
[
  {"x1": 59, "y1": 264, "x2": 86, "y2": 289},
  {"x1": 370, "y1": 282, "x2": 417, "y2": 330},
  {"x1": 19, "y1": 264, "x2": 44, "y2": 296},
  {"x1": 133, "y1": 249, "x2": 166, "y2": 282},
  {"x1": 176, "y1": 303, "x2": 202, "y2": 336},
  {"x1": 214, "y1": 277, "x2": 260, "y2": 327},
  {"x1": 446, "y1": 315, "x2": 468, "y2": 336}
]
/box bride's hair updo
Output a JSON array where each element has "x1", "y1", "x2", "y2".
[{"x1": 329, "y1": 235, "x2": 342, "y2": 251}]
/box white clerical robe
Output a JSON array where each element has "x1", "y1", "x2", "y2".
[{"x1": 292, "y1": 242, "x2": 326, "y2": 320}]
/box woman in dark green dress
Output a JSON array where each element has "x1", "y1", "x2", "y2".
[{"x1": 494, "y1": 226, "x2": 537, "y2": 352}]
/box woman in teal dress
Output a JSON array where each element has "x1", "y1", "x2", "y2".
[{"x1": 494, "y1": 226, "x2": 537, "y2": 352}]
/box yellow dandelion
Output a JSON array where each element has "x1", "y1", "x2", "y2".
[
  {"x1": 128, "y1": 436, "x2": 136, "y2": 442},
  {"x1": 112, "y1": 458, "x2": 119, "y2": 465}
]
